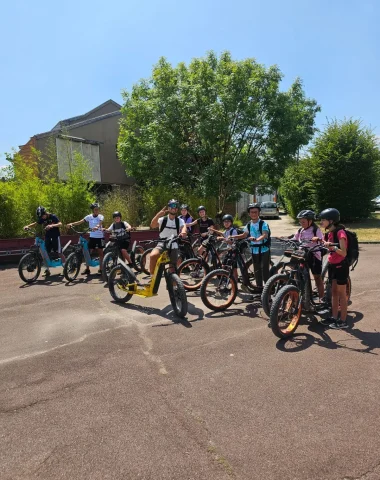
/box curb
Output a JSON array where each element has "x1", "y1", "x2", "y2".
[{"x1": 358, "y1": 241, "x2": 380, "y2": 244}]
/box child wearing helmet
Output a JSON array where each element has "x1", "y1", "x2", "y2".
[
  {"x1": 230, "y1": 203, "x2": 270, "y2": 291},
  {"x1": 210, "y1": 214, "x2": 239, "y2": 282},
  {"x1": 104, "y1": 211, "x2": 133, "y2": 265},
  {"x1": 185, "y1": 206, "x2": 215, "y2": 257},
  {"x1": 318, "y1": 208, "x2": 349, "y2": 330},
  {"x1": 24, "y1": 206, "x2": 66, "y2": 276},
  {"x1": 286, "y1": 210, "x2": 325, "y2": 301},
  {"x1": 67, "y1": 203, "x2": 104, "y2": 275},
  {"x1": 179, "y1": 204, "x2": 193, "y2": 233}
]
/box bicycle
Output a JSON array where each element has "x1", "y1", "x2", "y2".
[
  {"x1": 269, "y1": 242, "x2": 349, "y2": 338},
  {"x1": 101, "y1": 233, "x2": 143, "y2": 282},
  {"x1": 176, "y1": 235, "x2": 223, "y2": 291},
  {"x1": 18, "y1": 228, "x2": 70, "y2": 283},
  {"x1": 108, "y1": 236, "x2": 188, "y2": 318},
  {"x1": 261, "y1": 238, "x2": 300, "y2": 317},
  {"x1": 63, "y1": 226, "x2": 111, "y2": 282},
  {"x1": 199, "y1": 238, "x2": 257, "y2": 311}
]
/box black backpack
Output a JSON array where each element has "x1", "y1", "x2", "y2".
[
  {"x1": 246, "y1": 220, "x2": 271, "y2": 249},
  {"x1": 159, "y1": 216, "x2": 180, "y2": 234},
  {"x1": 333, "y1": 228, "x2": 359, "y2": 270}
]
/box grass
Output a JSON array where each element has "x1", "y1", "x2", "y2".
[{"x1": 346, "y1": 213, "x2": 380, "y2": 242}]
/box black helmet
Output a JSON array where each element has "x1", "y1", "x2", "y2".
[
  {"x1": 222, "y1": 214, "x2": 234, "y2": 222},
  {"x1": 197, "y1": 205, "x2": 206, "y2": 213},
  {"x1": 319, "y1": 208, "x2": 340, "y2": 223},
  {"x1": 167, "y1": 199, "x2": 179, "y2": 207},
  {"x1": 247, "y1": 203, "x2": 261, "y2": 212},
  {"x1": 90, "y1": 203, "x2": 100, "y2": 210},
  {"x1": 180, "y1": 204, "x2": 189, "y2": 210},
  {"x1": 297, "y1": 209, "x2": 315, "y2": 220},
  {"x1": 112, "y1": 211, "x2": 122, "y2": 218},
  {"x1": 36, "y1": 206, "x2": 46, "y2": 218}
]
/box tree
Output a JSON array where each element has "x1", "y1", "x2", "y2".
[
  {"x1": 278, "y1": 156, "x2": 319, "y2": 218},
  {"x1": 118, "y1": 51, "x2": 320, "y2": 212},
  {"x1": 310, "y1": 119, "x2": 380, "y2": 220}
]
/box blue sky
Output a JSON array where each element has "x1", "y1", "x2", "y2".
[{"x1": 1, "y1": 0, "x2": 379, "y2": 166}]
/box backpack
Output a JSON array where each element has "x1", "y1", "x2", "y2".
[
  {"x1": 332, "y1": 228, "x2": 359, "y2": 270},
  {"x1": 113, "y1": 221, "x2": 130, "y2": 240},
  {"x1": 159, "y1": 216, "x2": 180, "y2": 235},
  {"x1": 246, "y1": 220, "x2": 271, "y2": 250}
]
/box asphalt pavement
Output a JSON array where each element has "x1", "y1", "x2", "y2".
[{"x1": 1, "y1": 217, "x2": 380, "y2": 480}]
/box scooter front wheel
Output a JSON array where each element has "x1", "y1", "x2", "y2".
[
  {"x1": 108, "y1": 265, "x2": 134, "y2": 303},
  {"x1": 167, "y1": 273, "x2": 188, "y2": 318},
  {"x1": 63, "y1": 253, "x2": 81, "y2": 282}
]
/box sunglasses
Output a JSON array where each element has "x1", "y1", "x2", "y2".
[{"x1": 168, "y1": 204, "x2": 178, "y2": 208}]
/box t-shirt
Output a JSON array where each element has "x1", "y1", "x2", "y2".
[
  {"x1": 327, "y1": 229, "x2": 347, "y2": 264},
  {"x1": 37, "y1": 214, "x2": 60, "y2": 238},
  {"x1": 197, "y1": 217, "x2": 214, "y2": 234},
  {"x1": 244, "y1": 220, "x2": 269, "y2": 254},
  {"x1": 293, "y1": 225, "x2": 323, "y2": 260},
  {"x1": 158, "y1": 216, "x2": 185, "y2": 249},
  {"x1": 84, "y1": 214, "x2": 104, "y2": 238},
  {"x1": 180, "y1": 214, "x2": 193, "y2": 232},
  {"x1": 223, "y1": 227, "x2": 237, "y2": 239},
  {"x1": 106, "y1": 221, "x2": 131, "y2": 237}
]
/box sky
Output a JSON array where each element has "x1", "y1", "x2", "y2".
[{"x1": 1, "y1": 0, "x2": 379, "y2": 166}]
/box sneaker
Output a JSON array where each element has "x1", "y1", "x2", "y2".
[
  {"x1": 320, "y1": 317, "x2": 335, "y2": 327},
  {"x1": 240, "y1": 284, "x2": 251, "y2": 294},
  {"x1": 81, "y1": 268, "x2": 91, "y2": 275},
  {"x1": 97, "y1": 269, "x2": 102, "y2": 276},
  {"x1": 330, "y1": 320, "x2": 349, "y2": 329},
  {"x1": 42, "y1": 269, "x2": 51, "y2": 277}
]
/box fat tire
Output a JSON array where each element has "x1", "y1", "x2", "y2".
[
  {"x1": 177, "y1": 258, "x2": 210, "y2": 291},
  {"x1": 167, "y1": 273, "x2": 188, "y2": 318},
  {"x1": 261, "y1": 273, "x2": 290, "y2": 317},
  {"x1": 18, "y1": 253, "x2": 41, "y2": 283},
  {"x1": 63, "y1": 252, "x2": 81, "y2": 282},
  {"x1": 102, "y1": 251, "x2": 117, "y2": 283},
  {"x1": 270, "y1": 285, "x2": 302, "y2": 339},
  {"x1": 108, "y1": 264, "x2": 134, "y2": 303},
  {"x1": 200, "y1": 268, "x2": 238, "y2": 311}
]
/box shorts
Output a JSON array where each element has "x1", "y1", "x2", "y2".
[
  {"x1": 45, "y1": 236, "x2": 61, "y2": 254},
  {"x1": 155, "y1": 243, "x2": 179, "y2": 266},
  {"x1": 307, "y1": 256, "x2": 322, "y2": 275},
  {"x1": 328, "y1": 261, "x2": 349, "y2": 285},
  {"x1": 117, "y1": 240, "x2": 130, "y2": 251},
  {"x1": 88, "y1": 237, "x2": 105, "y2": 249}
]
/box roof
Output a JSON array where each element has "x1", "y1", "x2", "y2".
[
  {"x1": 50, "y1": 99, "x2": 122, "y2": 131},
  {"x1": 34, "y1": 111, "x2": 122, "y2": 140}
]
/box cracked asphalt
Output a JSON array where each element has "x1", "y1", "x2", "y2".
[{"x1": 1, "y1": 224, "x2": 380, "y2": 479}]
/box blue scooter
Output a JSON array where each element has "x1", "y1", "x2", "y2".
[{"x1": 18, "y1": 228, "x2": 71, "y2": 283}]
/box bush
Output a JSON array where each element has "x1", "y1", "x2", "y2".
[
  {"x1": 0, "y1": 151, "x2": 95, "y2": 238},
  {"x1": 279, "y1": 157, "x2": 318, "y2": 219},
  {"x1": 100, "y1": 186, "x2": 140, "y2": 227},
  {"x1": 311, "y1": 119, "x2": 380, "y2": 220}
]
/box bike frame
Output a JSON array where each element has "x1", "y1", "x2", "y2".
[
  {"x1": 33, "y1": 235, "x2": 63, "y2": 269},
  {"x1": 118, "y1": 250, "x2": 172, "y2": 298}
]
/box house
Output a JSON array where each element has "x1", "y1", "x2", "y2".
[{"x1": 18, "y1": 100, "x2": 133, "y2": 189}]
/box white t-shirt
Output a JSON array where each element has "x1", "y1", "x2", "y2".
[
  {"x1": 84, "y1": 214, "x2": 104, "y2": 238},
  {"x1": 106, "y1": 221, "x2": 131, "y2": 236},
  {"x1": 158, "y1": 216, "x2": 185, "y2": 249}
]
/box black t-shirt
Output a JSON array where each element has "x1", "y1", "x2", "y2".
[
  {"x1": 37, "y1": 214, "x2": 60, "y2": 238},
  {"x1": 197, "y1": 217, "x2": 214, "y2": 234}
]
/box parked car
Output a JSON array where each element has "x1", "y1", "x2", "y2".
[
  {"x1": 374, "y1": 195, "x2": 380, "y2": 209},
  {"x1": 260, "y1": 202, "x2": 280, "y2": 219}
]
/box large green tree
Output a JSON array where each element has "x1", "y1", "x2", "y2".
[
  {"x1": 310, "y1": 119, "x2": 380, "y2": 220},
  {"x1": 118, "y1": 51, "x2": 320, "y2": 211}
]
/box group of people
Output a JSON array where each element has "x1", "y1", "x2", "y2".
[{"x1": 24, "y1": 200, "x2": 350, "y2": 330}]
